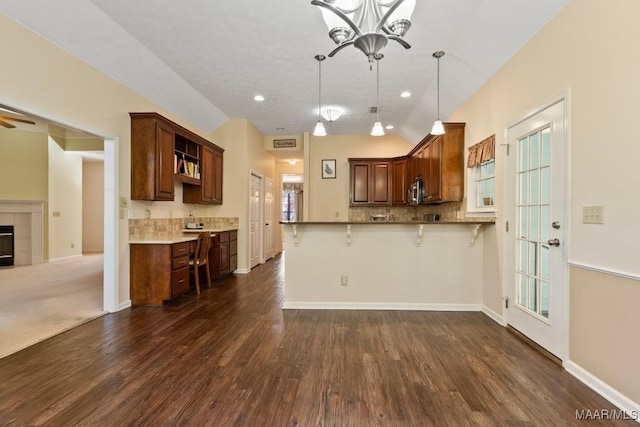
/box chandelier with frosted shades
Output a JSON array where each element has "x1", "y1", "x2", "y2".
[{"x1": 311, "y1": 0, "x2": 416, "y2": 62}]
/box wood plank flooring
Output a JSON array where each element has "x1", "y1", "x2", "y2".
[{"x1": 0, "y1": 253, "x2": 633, "y2": 426}]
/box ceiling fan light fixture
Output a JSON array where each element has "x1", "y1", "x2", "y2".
[
  {"x1": 312, "y1": 0, "x2": 415, "y2": 61},
  {"x1": 371, "y1": 53, "x2": 385, "y2": 137},
  {"x1": 321, "y1": 108, "x2": 343, "y2": 122}
]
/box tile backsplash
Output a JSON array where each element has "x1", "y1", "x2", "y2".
[
  {"x1": 349, "y1": 201, "x2": 464, "y2": 222},
  {"x1": 129, "y1": 216, "x2": 239, "y2": 240}
]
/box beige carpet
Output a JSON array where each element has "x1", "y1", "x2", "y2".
[{"x1": 0, "y1": 254, "x2": 106, "y2": 358}]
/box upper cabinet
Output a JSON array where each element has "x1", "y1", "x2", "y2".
[
  {"x1": 348, "y1": 122, "x2": 465, "y2": 207},
  {"x1": 130, "y1": 112, "x2": 224, "y2": 204},
  {"x1": 411, "y1": 122, "x2": 465, "y2": 204},
  {"x1": 349, "y1": 159, "x2": 393, "y2": 206}
]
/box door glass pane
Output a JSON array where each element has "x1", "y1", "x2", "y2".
[
  {"x1": 519, "y1": 208, "x2": 528, "y2": 238},
  {"x1": 540, "y1": 280, "x2": 550, "y2": 318},
  {"x1": 530, "y1": 169, "x2": 539, "y2": 204},
  {"x1": 519, "y1": 239, "x2": 528, "y2": 272},
  {"x1": 541, "y1": 206, "x2": 550, "y2": 242},
  {"x1": 540, "y1": 245, "x2": 550, "y2": 280},
  {"x1": 518, "y1": 273, "x2": 527, "y2": 306},
  {"x1": 519, "y1": 137, "x2": 528, "y2": 170},
  {"x1": 528, "y1": 241, "x2": 537, "y2": 275},
  {"x1": 528, "y1": 278, "x2": 538, "y2": 311},
  {"x1": 519, "y1": 173, "x2": 528, "y2": 205},
  {"x1": 530, "y1": 206, "x2": 539, "y2": 240},
  {"x1": 541, "y1": 128, "x2": 551, "y2": 167},
  {"x1": 540, "y1": 167, "x2": 550, "y2": 204},
  {"x1": 530, "y1": 133, "x2": 540, "y2": 169}
]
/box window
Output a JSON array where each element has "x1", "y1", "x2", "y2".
[
  {"x1": 467, "y1": 134, "x2": 496, "y2": 213},
  {"x1": 473, "y1": 159, "x2": 495, "y2": 208}
]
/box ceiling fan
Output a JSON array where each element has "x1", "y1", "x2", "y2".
[{"x1": 0, "y1": 116, "x2": 36, "y2": 129}]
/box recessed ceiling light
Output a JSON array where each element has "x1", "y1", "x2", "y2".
[
  {"x1": 400, "y1": 91, "x2": 411, "y2": 98},
  {"x1": 254, "y1": 95, "x2": 265, "y2": 101},
  {"x1": 288, "y1": 160, "x2": 297, "y2": 165},
  {"x1": 385, "y1": 125, "x2": 394, "y2": 130}
]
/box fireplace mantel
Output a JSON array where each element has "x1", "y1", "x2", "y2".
[{"x1": 0, "y1": 200, "x2": 44, "y2": 265}]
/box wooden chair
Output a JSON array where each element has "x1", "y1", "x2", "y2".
[{"x1": 190, "y1": 232, "x2": 211, "y2": 294}]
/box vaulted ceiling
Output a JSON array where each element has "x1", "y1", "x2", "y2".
[{"x1": 0, "y1": 0, "x2": 569, "y2": 144}]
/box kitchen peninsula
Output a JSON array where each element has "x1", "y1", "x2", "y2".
[{"x1": 281, "y1": 219, "x2": 495, "y2": 310}]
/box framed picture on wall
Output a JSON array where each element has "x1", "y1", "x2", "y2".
[{"x1": 322, "y1": 159, "x2": 336, "y2": 179}]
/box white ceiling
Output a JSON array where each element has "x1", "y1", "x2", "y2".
[{"x1": 0, "y1": 0, "x2": 569, "y2": 144}]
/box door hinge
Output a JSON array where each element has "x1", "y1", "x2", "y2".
[
  {"x1": 505, "y1": 221, "x2": 509, "y2": 232},
  {"x1": 505, "y1": 296, "x2": 509, "y2": 309}
]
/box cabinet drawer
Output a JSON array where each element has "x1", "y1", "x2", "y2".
[
  {"x1": 172, "y1": 255, "x2": 189, "y2": 270},
  {"x1": 219, "y1": 231, "x2": 230, "y2": 243},
  {"x1": 229, "y1": 230, "x2": 237, "y2": 241},
  {"x1": 230, "y1": 240, "x2": 237, "y2": 256},
  {"x1": 171, "y1": 267, "x2": 189, "y2": 297},
  {"x1": 172, "y1": 242, "x2": 190, "y2": 257}
]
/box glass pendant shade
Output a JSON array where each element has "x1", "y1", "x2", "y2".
[
  {"x1": 371, "y1": 121, "x2": 385, "y2": 136},
  {"x1": 431, "y1": 120, "x2": 445, "y2": 135},
  {"x1": 314, "y1": 121, "x2": 327, "y2": 136}
]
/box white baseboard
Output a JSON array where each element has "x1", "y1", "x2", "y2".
[
  {"x1": 482, "y1": 305, "x2": 505, "y2": 325},
  {"x1": 117, "y1": 300, "x2": 131, "y2": 311},
  {"x1": 565, "y1": 360, "x2": 640, "y2": 423},
  {"x1": 234, "y1": 268, "x2": 250, "y2": 274},
  {"x1": 282, "y1": 302, "x2": 482, "y2": 311},
  {"x1": 49, "y1": 254, "x2": 83, "y2": 262}
]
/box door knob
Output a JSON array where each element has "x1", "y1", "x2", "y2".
[{"x1": 547, "y1": 238, "x2": 560, "y2": 247}]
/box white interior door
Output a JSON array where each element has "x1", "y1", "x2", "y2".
[
  {"x1": 249, "y1": 174, "x2": 261, "y2": 269},
  {"x1": 505, "y1": 98, "x2": 567, "y2": 359},
  {"x1": 264, "y1": 178, "x2": 274, "y2": 261}
]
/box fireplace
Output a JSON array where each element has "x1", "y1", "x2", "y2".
[{"x1": 0, "y1": 225, "x2": 14, "y2": 267}]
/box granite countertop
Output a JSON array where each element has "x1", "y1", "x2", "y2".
[
  {"x1": 279, "y1": 219, "x2": 495, "y2": 225},
  {"x1": 129, "y1": 227, "x2": 237, "y2": 244}
]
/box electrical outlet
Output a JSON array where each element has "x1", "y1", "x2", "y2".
[
  {"x1": 144, "y1": 209, "x2": 151, "y2": 219},
  {"x1": 119, "y1": 197, "x2": 128, "y2": 208},
  {"x1": 71, "y1": 243, "x2": 75, "y2": 249},
  {"x1": 340, "y1": 275, "x2": 348, "y2": 286},
  {"x1": 583, "y1": 205, "x2": 604, "y2": 224},
  {"x1": 52, "y1": 211, "x2": 61, "y2": 218}
]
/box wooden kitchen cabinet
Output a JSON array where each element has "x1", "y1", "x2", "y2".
[
  {"x1": 349, "y1": 159, "x2": 393, "y2": 206},
  {"x1": 210, "y1": 230, "x2": 237, "y2": 280},
  {"x1": 184, "y1": 144, "x2": 223, "y2": 205},
  {"x1": 409, "y1": 122, "x2": 465, "y2": 204},
  {"x1": 131, "y1": 115, "x2": 176, "y2": 201},
  {"x1": 130, "y1": 112, "x2": 224, "y2": 204},
  {"x1": 130, "y1": 241, "x2": 191, "y2": 305},
  {"x1": 392, "y1": 158, "x2": 408, "y2": 206}
]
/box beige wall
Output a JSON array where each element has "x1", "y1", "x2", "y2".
[
  {"x1": 48, "y1": 137, "x2": 83, "y2": 259},
  {"x1": 449, "y1": 0, "x2": 640, "y2": 404},
  {"x1": 307, "y1": 134, "x2": 413, "y2": 221},
  {"x1": 0, "y1": 129, "x2": 49, "y2": 201},
  {"x1": 83, "y1": 161, "x2": 104, "y2": 253}
]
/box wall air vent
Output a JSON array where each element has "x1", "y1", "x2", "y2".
[{"x1": 369, "y1": 106, "x2": 378, "y2": 114}]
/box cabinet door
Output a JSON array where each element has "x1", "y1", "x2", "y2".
[
  {"x1": 213, "y1": 148, "x2": 223, "y2": 204},
  {"x1": 370, "y1": 161, "x2": 392, "y2": 205},
  {"x1": 392, "y1": 159, "x2": 407, "y2": 206},
  {"x1": 200, "y1": 145, "x2": 215, "y2": 203},
  {"x1": 350, "y1": 162, "x2": 371, "y2": 205},
  {"x1": 426, "y1": 137, "x2": 442, "y2": 202},
  {"x1": 155, "y1": 123, "x2": 176, "y2": 200}
]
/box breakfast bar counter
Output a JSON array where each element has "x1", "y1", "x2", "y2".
[{"x1": 280, "y1": 220, "x2": 496, "y2": 311}]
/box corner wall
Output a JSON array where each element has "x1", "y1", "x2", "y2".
[{"x1": 449, "y1": 0, "x2": 640, "y2": 406}]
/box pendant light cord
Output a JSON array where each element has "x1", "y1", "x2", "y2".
[
  {"x1": 315, "y1": 54, "x2": 325, "y2": 122},
  {"x1": 376, "y1": 57, "x2": 380, "y2": 121}
]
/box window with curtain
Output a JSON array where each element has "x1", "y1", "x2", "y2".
[
  {"x1": 282, "y1": 182, "x2": 303, "y2": 222},
  {"x1": 467, "y1": 134, "x2": 496, "y2": 210}
]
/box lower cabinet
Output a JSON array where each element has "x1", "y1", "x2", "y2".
[
  {"x1": 130, "y1": 241, "x2": 190, "y2": 305},
  {"x1": 210, "y1": 230, "x2": 238, "y2": 280}
]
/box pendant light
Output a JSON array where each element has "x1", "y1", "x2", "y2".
[
  {"x1": 371, "y1": 54, "x2": 385, "y2": 136},
  {"x1": 431, "y1": 51, "x2": 446, "y2": 135},
  {"x1": 313, "y1": 54, "x2": 327, "y2": 137}
]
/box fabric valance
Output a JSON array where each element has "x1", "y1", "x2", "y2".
[{"x1": 467, "y1": 134, "x2": 495, "y2": 168}]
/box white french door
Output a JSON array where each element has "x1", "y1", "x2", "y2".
[
  {"x1": 505, "y1": 98, "x2": 567, "y2": 359},
  {"x1": 249, "y1": 173, "x2": 262, "y2": 269}
]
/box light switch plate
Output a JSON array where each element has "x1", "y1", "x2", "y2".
[{"x1": 583, "y1": 205, "x2": 604, "y2": 224}]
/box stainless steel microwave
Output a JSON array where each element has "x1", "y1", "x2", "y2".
[{"x1": 408, "y1": 178, "x2": 424, "y2": 206}]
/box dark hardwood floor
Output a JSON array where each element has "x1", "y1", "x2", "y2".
[{"x1": 0, "y1": 253, "x2": 632, "y2": 426}]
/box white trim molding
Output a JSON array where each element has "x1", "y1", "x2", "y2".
[
  {"x1": 569, "y1": 261, "x2": 640, "y2": 281},
  {"x1": 565, "y1": 360, "x2": 640, "y2": 423},
  {"x1": 482, "y1": 305, "x2": 505, "y2": 325},
  {"x1": 282, "y1": 302, "x2": 483, "y2": 311}
]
